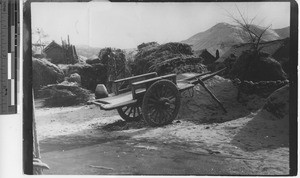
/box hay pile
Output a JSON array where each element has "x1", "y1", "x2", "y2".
[
  {"x1": 58, "y1": 63, "x2": 107, "y2": 91},
  {"x1": 230, "y1": 50, "x2": 287, "y2": 82},
  {"x1": 59, "y1": 47, "x2": 129, "y2": 93},
  {"x1": 66, "y1": 73, "x2": 81, "y2": 84},
  {"x1": 98, "y1": 48, "x2": 130, "y2": 92},
  {"x1": 40, "y1": 82, "x2": 91, "y2": 107},
  {"x1": 58, "y1": 63, "x2": 91, "y2": 75},
  {"x1": 132, "y1": 42, "x2": 206, "y2": 75},
  {"x1": 137, "y1": 42, "x2": 159, "y2": 50},
  {"x1": 150, "y1": 56, "x2": 208, "y2": 75},
  {"x1": 178, "y1": 75, "x2": 266, "y2": 123},
  {"x1": 263, "y1": 84, "x2": 289, "y2": 120},
  {"x1": 86, "y1": 58, "x2": 101, "y2": 65},
  {"x1": 98, "y1": 48, "x2": 129, "y2": 79},
  {"x1": 32, "y1": 58, "x2": 64, "y2": 91}
]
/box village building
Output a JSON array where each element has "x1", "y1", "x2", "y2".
[
  {"x1": 43, "y1": 36, "x2": 79, "y2": 64},
  {"x1": 197, "y1": 49, "x2": 217, "y2": 65}
]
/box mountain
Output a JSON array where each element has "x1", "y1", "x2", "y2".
[
  {"x1": 274, "y1": 26, "x2": 290, "y2": 39},
  {"x1": 181, "y1": 22, "x2": 289, "y2": 56}
]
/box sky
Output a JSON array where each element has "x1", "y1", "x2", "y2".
[{"x1": 31, "y1": 2, "x2": 290, "y2": 49}]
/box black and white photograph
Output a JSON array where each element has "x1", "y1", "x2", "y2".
[{"x1": 25, "y1": 0, "x2": 296, "y2": 175}]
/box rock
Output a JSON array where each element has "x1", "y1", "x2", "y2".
[{"x1": 95, "y1": 84, "x2": 109, "y2": 99}]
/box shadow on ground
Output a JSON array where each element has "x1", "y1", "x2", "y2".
[
  {"x1": 40, "y1": 130, "x2": 129, "y2": 153},
  {"x1": 230, "y1": 110, "x2": 289, "y2": 152}
]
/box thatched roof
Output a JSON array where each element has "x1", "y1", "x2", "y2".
[
  {"x1": 43, "y1": 41, "x2": 63, "y2": 53},
  {"x1": 43, "y1": 39, "x2": 79, "y2": 64},
  {"x1": 197, "y1": 49, "x2": 216, "y2": 65}
]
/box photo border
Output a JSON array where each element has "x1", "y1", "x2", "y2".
[{"x1": 23, "y1": 0, "x2": 298, "y2": 175}]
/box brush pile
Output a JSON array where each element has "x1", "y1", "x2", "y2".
[
  {"x1": 59, "y1": 63, "x2": 107, "y2": 91},
  {"x1": 263, "y1": 84, "x2": 289, "y2": 120},
  {"x1": 32, "y1": 58, "x2": 64, "y2": 91},
  {"x1": 230, "y1": 50, "x2": 287, "y2": 82},
  {"x1": 40, "y1": 81, "x2": 91, "y2": 107},
  {"x1": 98, "y1": 48, "x2": 131, "y2": 92},
  {"x1": 98, "y1": 48, "x2": 129, "y2": 80}
]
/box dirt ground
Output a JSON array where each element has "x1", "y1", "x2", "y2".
[{"x1": 34, "y1": 76, "x2": 290, "y2": 175}]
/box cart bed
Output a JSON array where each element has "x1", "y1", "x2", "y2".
[{"x1": 92, "y1": 82, "x2": 194, "y2": 110}]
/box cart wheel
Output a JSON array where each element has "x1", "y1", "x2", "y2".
[
  {"x1": 117, "y1": 103, "x2": 142, "y2": 122},
  {"x1": 142, "y1": 79, "x2": 180, "y2": 127}
]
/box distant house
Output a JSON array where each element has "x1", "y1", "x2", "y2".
[
  {"x1": 43, "y1": 36, "x2": 79, "y2": 64},
  {"x1": 196, "y1": 49, "x2": 216, "y2": 65}
]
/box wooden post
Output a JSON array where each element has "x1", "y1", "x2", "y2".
[
  {"x1": 32, "y1": 90, "x2": 50, "y2": 174},
  {"x1": 32, "y1": 91, "x2": 40, "y2": 159},
  {"x1": 198, "y1": 79, "x2": 227, "y2": 113}
]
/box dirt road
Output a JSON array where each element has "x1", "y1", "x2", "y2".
[
  {"x1": 41, "y1": 138, "x2": 237, "y2": 175},
  {"x1": 35, "y1": 77, "x2": 289, "y2": 175}
]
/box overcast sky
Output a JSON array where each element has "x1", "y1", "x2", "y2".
[{"x1": 32, "y1": 2, "x2": 290, "y2": 49}]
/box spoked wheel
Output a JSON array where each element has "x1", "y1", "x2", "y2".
[
  {"x1": 117, "y1": 102, "x2": 142, "y2": 122},
  {"x1": 142, "y1": 79, "x2": 181, "y2": 127}
]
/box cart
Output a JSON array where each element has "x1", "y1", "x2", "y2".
[{"x1": 92, "y1": 68, "x2": 226, "y2": 127}]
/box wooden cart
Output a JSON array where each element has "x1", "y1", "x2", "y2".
[{"x1": 92, "y1": 68, "x2": 226, "y2": 127}]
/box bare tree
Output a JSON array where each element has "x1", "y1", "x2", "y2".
[
  {"x1": 225, "y1": 5, "x2": 273, "y2": 101},
  {"x1": 32, "y1": 28, "x2": 49, "y2": 53},
  {"x1": 227, "y1": 5, "x2": 272, "y2": 52}
]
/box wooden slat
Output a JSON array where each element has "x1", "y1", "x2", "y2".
[
  {"x1": 94, "y1": 91, "x2": 133, "y2": 104},
  {"x1": 93, "y1": 89, "x2": 146, "y2": 110},
  {"x1": 132, "y1": 74, "x2": 176, "y2": 86},
  {"x1": 113, "y1": 72, "x2": 157, "y2": 83},
  {"x1": 92, "y1": 99, "x2": 137, "y2": 110}
]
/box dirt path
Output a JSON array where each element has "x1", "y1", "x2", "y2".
[
  {"x1": 35, "y1": 77, "x2": 289, "y2": 175},
  {"x1": 41, "y1": 139, "x2": 236, "y2": 175}
]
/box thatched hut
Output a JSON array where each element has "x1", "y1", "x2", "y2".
[{"x1": 43, "y1": 36, "x2": 79, "y2": 64}]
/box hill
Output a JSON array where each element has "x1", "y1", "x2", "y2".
[
  {"x1": 274, "y1": 27, "x2": 290, "y2": 39},
  {"x1": 181, "y1": 22, "x2": 289, "y2": 56},
  {"x1": 75, "y1": 45, "x2": 101, "y2": 59}
]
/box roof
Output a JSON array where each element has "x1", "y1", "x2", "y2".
[
  {"x1": 43, "y1": 41, "x2": 63, "y2": 53},
  {"x1": 216, "y1": 38, "x2": 289, "y2": 63},
  {"x1": 197, "y1": 49, "x2": 216, "y2": 64}
]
